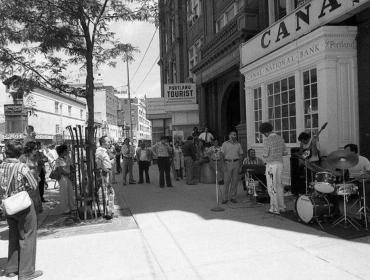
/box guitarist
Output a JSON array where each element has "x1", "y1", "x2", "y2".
[{"x1": 298, "y1": 132, "x2": 321, "y2": 164}]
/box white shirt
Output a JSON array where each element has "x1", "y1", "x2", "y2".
[
  {"x1": 198, "y1": 131, "x2": 214, "y2": 143},
  {"x1": 348, "y1": 155, "x2": 370, "y2": 178}
]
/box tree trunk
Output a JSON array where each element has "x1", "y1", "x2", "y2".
[{"x1": 85, "y1": 51, "x2": 95, "y2": 202}]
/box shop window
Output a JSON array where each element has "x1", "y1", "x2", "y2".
[
  {"x1": 267, "y1": 75, "x2": 296, "y2": 143},
  {"x1": 253, "y1": 87, "x2": 263, "y2": 143},
  {"x1": 303, "y1": 68, "x2": 319, "y2": 136}
]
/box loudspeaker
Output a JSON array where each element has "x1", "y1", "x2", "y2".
[{"x1": 290, "y1": 148, "x2": 306, "y2": 195}]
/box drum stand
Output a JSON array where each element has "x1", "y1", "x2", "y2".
[
  {"x1": 356, "y1": 178, "x2": 370, "y2": 230},
  {"x1": 332, "y1": 171, "x2": 359, "y2": 230},
  {"x1": 304, "y1": 159, "x2": 309, "y2": 194}
]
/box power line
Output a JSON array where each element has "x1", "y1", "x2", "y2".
[
  {"x1": 130, "y1": 27, "x2": 158, "y2": 83},
  {"x1": 134, "y1": 55, "x2": 159, "y2": 94}
]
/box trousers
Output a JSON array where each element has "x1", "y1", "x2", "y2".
[
  {"x1": 265, "y1": 161, "x2": 285, "y2": 212},
  {"x1": 157, "y1": 157, "x2": 171, "y2": 187},
  {"x1": 138, "y1": 161, "x2": 150, "y2": 183},
  {"x1": 184, "y1": 156, "x2": 195, "y2": 184},
  {"x1": 223, "y1": 160, "x2": 240, "y2": 200},
  {"x1": 122, "y1": 157, "x2": 134, "y2": 184},
  {"x1": 6, "y1": 201, "x2": 37, "y2": 278}
]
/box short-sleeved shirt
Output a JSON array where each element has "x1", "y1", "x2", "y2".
[
  {"x1": 348, "y1": 155, "x2": 370, "y2": 178},
  {"x1": 121, "y1": 144, "x2": 135, "y2": 159},
  {"x1": 263, "y1": 133, "x2": 286, "y2": 163},
  {"x1": 152, "y1": 142, "x2": 172, "y2": 158},
  {"x1": 96, "y1": 147, "x2": 113, "y2": 172},
  {"x1": 221, "y1": 140, "x2": 243, "y2": 160}
]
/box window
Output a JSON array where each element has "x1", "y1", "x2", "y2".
[
  {"x1": 303, "y1": 68, "x2": 319, "y2": 136},
  {"x1": 55, "y1": 101, "x2": 59, "y2": 114},
  {"x1": 215, "y1": 2, "x2": 239, "y2": 33},
  {"x1": 68, "y1": 106, "x2": 72, "y2": 117},
  {"x1": 172, "y1": 60, "x2": 177, "y2": 82},
  {"x1": 60, "y1": 104, "x2": 63, "y2": 115},
  {"x1": 187, "y1": 0, "x2": 202, "y2": 24},
  {"x1": 253, "y1": 87, "x2": 263, "y2": 143},
  {"x1": 267, "y1": 76, "x2": 296, "y2": 143},
  {"x1": 275, "y1": 0, "x2": 286, "y2": 20},
  {"x1": 188, "y1": 37, "x2": 203, "y2": 79},
  {"x1": 295, "y1": 0, "x2": 309, "y2": 8},
  {"x1": 56, "y1": 124, "x2": 60, "y2": 134},
  {"x1": 80, "y1": 109, "x2": 83, "y2": 119}
]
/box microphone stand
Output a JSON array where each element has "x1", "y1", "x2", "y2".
[{"x1": 211, "y1": 150, "x2": 225, "y2": 212}]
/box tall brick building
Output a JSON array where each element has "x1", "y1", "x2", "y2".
[{"x1": 158, "y1": 0, "x2": 268, "y2": 147}]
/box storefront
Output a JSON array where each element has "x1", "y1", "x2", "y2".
[{"x1": 240, "y1": 0, "x2": 370, "y2": 184}]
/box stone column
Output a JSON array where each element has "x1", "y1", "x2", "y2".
[{"x1": 236, "y1": 74, "x2": 247, "y2": 151}]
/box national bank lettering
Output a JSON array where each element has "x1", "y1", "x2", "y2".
[{"x1": 241, "y1": 0, "x2": 370, "y2": 66}]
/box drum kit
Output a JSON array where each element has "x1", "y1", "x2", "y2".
[{"x1": 295, "y1": 150, "x2": 370, "y2": 230}]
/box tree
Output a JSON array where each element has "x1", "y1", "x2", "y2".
[{"x1": 0, "y1": 0, "x2": 157, "y2": 210}]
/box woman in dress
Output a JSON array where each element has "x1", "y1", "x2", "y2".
[
  {"x1": 55, "y1": 144, "x2": 75, "y2": 215},
  {"x1": 0, "y1": 141, "x2": 43, "y2": 279},
  {"x1": 173, "y1": 142, "x2": 184, "y2": 180}
]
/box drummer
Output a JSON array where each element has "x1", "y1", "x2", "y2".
[
  {"x1": 344, "y1": 144, "x2": 370, "y2": 178},
  {"x1": 344, "y1": 144, "x2": 370, "y2": 206}
]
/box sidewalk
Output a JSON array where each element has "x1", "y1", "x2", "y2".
[{"x1": 0, "y1": 163, "x2": 370, "y2": 280}]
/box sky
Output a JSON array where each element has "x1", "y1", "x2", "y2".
[
  {"x1": 0, "y1": 20, "x2": 161, "y2": 114},
  {"x1": 100, "y1": 21, "x2": 161, "y2": 98}
]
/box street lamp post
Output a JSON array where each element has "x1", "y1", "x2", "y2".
[{"x1": 126, "y1": 54, "x2": 133, "y2": 139}]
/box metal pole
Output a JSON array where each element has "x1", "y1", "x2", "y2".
[{"x1": 126, "y1": 55, "x2": 133, "y2": 139}]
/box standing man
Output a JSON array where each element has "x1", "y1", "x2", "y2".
[
  {"x1": 207, "y1": 138, "x2": 224, "y2": 185},
  {"x1": 35, "y1": 142, "x2": 48, "y2": 202},
  {"x1": 182, "y1": 136, "x2": 197, "y2": 185},
  {"x1": 121, "y1": 138, "x2": 136, "y2": 185},
  {"x1": 152, "y1": 136, "x2": 173, "y2": 188},
  {"x1": 136, "y1": 142, "x2": 152, "y2": 184},
  {"x1": 198, "y1": 127, "x2": 214, "y2": 147},
  {"x1": 259, "y1": 122, "x2": 287, "y2": 215},
  {"x1": 114, "y1": 143, "x2": 122, "y2": 174},
  {"x1": 96, "y1": 135, "x2": 115, "y2": 219},
  {"x1": 221, "y1": 130, "x2": 243, "y2": 204}
]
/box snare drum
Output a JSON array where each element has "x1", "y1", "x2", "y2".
[
  {"x1": 314, "y1": 172, "x2": 335, "y2": 193},
  {"x1": 296, "y1": 194, "x2": 333, "y2": 223},
  {"x1": 335, "y1": 183, "x2": 358, "y2": 196}
]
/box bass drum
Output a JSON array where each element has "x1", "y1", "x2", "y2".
[{"x1": 296, "y1": 194, "x2": 333, "y2": 223}]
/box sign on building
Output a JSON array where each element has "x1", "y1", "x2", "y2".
[
  {"x1": 241, "y1": 0, "x2": 370, "y2": 66},
  {"x1": 164, "y1": 84, "x2": 196, "y2": 105}
]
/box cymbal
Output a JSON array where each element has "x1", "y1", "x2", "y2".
[
  {"x1": 354, "y1": 173, "x2": 370, "y2": 181},
  {"x1": 327, "y1": 150, "x2": 359, "y2": 169}
]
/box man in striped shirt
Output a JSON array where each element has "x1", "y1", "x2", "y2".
[{"x1": 260, "y1": 122, "x2": 287, "y2": 215}]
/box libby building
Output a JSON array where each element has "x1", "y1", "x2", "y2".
[{"x1": 240, "y1": 0, "x2": 370, "y2": 183}]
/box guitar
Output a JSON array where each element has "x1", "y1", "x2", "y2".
[{"x1": 301, "y1": 122, "x2": 328, "y2": 161}]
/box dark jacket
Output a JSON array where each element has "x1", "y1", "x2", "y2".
[{"x1": 182, "y1": 140, "x2": 196, "y2": 161}]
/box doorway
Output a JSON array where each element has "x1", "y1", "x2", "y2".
[{"x1": 221, "y1": 82, "x2": 240, "y2": 140}]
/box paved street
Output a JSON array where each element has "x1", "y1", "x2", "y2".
[{"x1": 1, "y1": 164, "x2": 370, "y2": 280}]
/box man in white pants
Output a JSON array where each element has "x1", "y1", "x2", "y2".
[{"x1": 260, "y1": 122, "x2": 287, "y2": 214}]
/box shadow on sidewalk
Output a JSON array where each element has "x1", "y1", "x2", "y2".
[{"x1": 120, "y1": 163, "x2": 370, "y2": 245}]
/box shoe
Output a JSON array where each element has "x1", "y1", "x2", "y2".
[
  {"x1": 160, "y1": 186, "x2": 164, "y2": 188},
  {"x1": 129, "y1": 181, "x2": 136, "y2": 184},
  {"x1": 167, "y1": 185, "x2": 174, "y2": 188},
  {"x1": 146, "y1": 181, "x2": 150, "y2": 184},
  {"x1": 138, "y1": 181, "x2": 144, "y2": 184},
  {"x1": 122, "y1": 182, "x2": 127, "y2": 185},
  {"x1": 176, "y1": 178, "x2": 180, "y2": 181},
  {"x1": 186, "y1": 182, "x2": 197, "y2": 185},
  {"x1": 19, "y1": 270, "x2": 43, "y2": 280},
  {"x1": 230, "y1": 198, "x2": 238, "y2": 204},
  {"x1": 218, "y1": 180, "x2": 224, "y2": 185},
  {"x1": 41, "y1": 198, "x2": 47, "y2": 203},
  {"x1": 5, "y1": 272, "x2": 17, "y2": 277},
  {"x1": 267, "y1": 210, "x2": 280, "y2": 215},
  {"x1": 221, "y1": 200, "x2": 228, "y2": 204}
]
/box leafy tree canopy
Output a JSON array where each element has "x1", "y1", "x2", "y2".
[{"x1": 0, "y1": 0, "x2": 158, "y2": 97}]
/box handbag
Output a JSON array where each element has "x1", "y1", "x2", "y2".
[
  {"x1": 1, "y1": 163, "x2": 32, "y2": 216},
  {"x1": 49, "y1": 165, "x2": 61, "y2": 181}
]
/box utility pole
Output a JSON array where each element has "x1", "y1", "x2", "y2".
[{"x1": 126, "y1": 54, "x2": 133, "y2": 139}]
